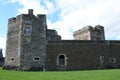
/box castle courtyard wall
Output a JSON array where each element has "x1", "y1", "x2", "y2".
[{"x1": 46, "y1": 40, "x2": 120, "y2": 71}]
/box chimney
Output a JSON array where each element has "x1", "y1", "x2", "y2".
[{"x1": 28, "y1": 9, "x2": 33, "y2": 15}]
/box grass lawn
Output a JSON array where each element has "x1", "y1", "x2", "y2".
[{"x1": 0, "y1": 67, "x2": 120, "y2": 80}]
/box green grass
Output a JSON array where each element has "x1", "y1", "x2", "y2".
[{"x1": 0, "y1": 67, "x2": 120, "y2": 80}]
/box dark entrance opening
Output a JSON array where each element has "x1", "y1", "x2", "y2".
[{"x1": 59, "y1": 55, "x2": 65, "y2": 66}]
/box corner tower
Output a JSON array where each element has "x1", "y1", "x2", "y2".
[
  {"x1": 73, "y1": 25, "x2": 105, "y2": 40},
  {"x1": 4, "y1": 9, "x2": 47, "y2": 70}
]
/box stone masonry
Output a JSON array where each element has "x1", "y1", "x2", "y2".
[
  {"x1": 4, "y1": 9, "x2": 61, "y2": 71},
  {"x1": 4, "y1": 9, "x2": 47, "y2": 70},
  {"x1": 73, "y1": 25, "x2": 105, "y2": 40},
  {"x1": 47, "y1": 29, "x2": 61, "y2": 41},
  {"x1": 46, "y1": 40, "x2": 120, "y2": 70}
]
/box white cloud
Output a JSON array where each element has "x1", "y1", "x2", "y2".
[
  {"x1": 52, "y1": 0, "x2": 120, "y2": 39},
  {"x1": 6, "y1": 0, "x2": 48, "y2": 14},
  {"x1": 0, "y1": 37, "x2": 6, "y2": 57},
  {"x1": 55, "y1": 0, "x2": 97, "y2": 17},
  {"x1": 116, "y1": 35, "x2": 120, "y2": 40}
]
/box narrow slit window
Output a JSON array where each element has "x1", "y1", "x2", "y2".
[{"x1": 34, "y1": 57, "x2": 40, "y2": 61}]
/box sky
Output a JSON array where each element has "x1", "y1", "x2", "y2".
[{"x1": 0, "y1": 0, "x2": 120, "y2": 56}]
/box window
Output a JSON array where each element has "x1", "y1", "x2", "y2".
[
  {"x1": 11, "y1": 57, "x2": 15, "y2": 61},
  {"x1": 59, "y1": 55, "x2": 65, "y2": 65},
  {"x1": 24, "y1": 27, "x2": 31, "y2": 36},
  {"x1": 57, "y1": 54, "x2": 67, "y2": 66},
  {"x1": 34, "y1": 57, "x2": 40, "y2": 61},
  {"x1": 109, "y1": 58, "x2": 116, "y2": 63}
]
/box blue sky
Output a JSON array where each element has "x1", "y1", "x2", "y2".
[{"x1": 1, "y1": 0, "x2": 120, "y2": 56}]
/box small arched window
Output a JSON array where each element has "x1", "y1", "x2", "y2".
[{"x1": 57, "y1": 54, "x2": 67, "y2": 66}]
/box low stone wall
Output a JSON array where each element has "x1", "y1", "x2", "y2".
[{"x1": 3, "y1": 65, "x2": 45, "y2": 71}]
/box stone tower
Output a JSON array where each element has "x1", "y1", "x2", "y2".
[
  {"x1": 4, "y1": 9, "x2": 47, "y2": 70},
  {"x1": 73, "y1": 25, "x2": 105, "y2": 40}
]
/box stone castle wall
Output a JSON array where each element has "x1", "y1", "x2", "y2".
[
  {"x1": 74, "y1": 25, "x2": 105, "y2": 40},
  {"x1": 5, "y1": 16, "x2": 21, "y2": 67},
  {"x1": 74, "y1": 26, "x2": 92, "y2": 40},
  {"x1": 47, "y1": 29, "x2": 61, "y2": 41},
  {"x1": 19, "y1": 14, "x2": 47, "y2": 71},
  {"x1": 4, "y1": 9, "x2": 47, "y2": 70},
  {"x1": 46, "y1": 40, "x2": 120, "y2": 71}
]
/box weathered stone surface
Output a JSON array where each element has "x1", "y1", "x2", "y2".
[
  {"x1": 47, "y1": 29, "x2": 61, "y2": 41},
  {"x1": 4, "y1": 9, "x2": 47, "y2": 71},
  {"x1": 46, "y1": 40, "x2": 120, "y2": 70},
  {"x1": 74, "y1": 25, "x2": 105, "y2": 40}
]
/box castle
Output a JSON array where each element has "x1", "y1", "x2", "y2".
[{"x1": 3, "y1": 9, "x2": 120, "y2": 71}]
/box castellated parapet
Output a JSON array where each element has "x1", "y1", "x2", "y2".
[{"x1": 73, "y1": 25, "x2": 105, "y2": 40}]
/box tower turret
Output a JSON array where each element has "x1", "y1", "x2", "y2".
[{"x1": 4, "y1": 9, "x2": 47, "y2": 71}]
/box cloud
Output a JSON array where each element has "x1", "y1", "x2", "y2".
[
  {"x1": 6, "y1": 0, "x2": 47, "y2": 14},
  {"x1": 0, "y1": 37, "x2": 6, "y2": 57},
  {"x1": 52, "y1": 0, "x2": 120, "y2": 39},
  {"x1": 5, "y1": 0, "x2": 120, "y2": 40},
  {"x1": 6, "y1": 0, "x2": 57, "y2": 15},
  {"x1": 116, "y1": 35, "x2": 120, "y2": 40}
]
